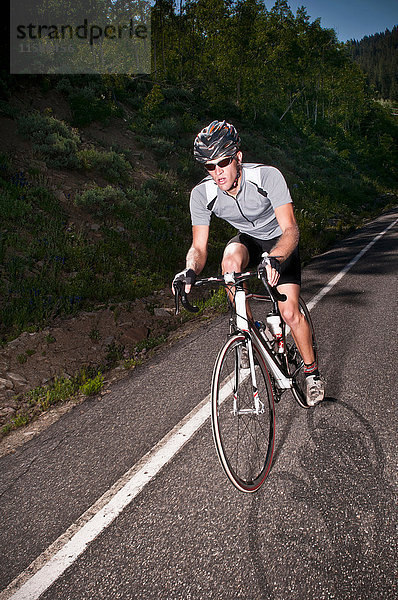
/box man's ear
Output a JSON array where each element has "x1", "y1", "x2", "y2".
[{"x1": 236, "y1": 150, "x2": 243, "y2": 164}]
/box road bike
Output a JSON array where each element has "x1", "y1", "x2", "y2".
[{"x1": 173, "y1": 268, "x2": 318, "y2": 493}]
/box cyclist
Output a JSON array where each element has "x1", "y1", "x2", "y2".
[{"x1": 173, "y1": 120, "x2": 325, "y2": 406}]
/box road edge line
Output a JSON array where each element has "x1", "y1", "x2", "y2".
[
  {"x1": 307, "y1": 217, "x2": 397, "y2": 311},
  {"x1": 1, "y1": 394, "x2": 212, "y2": 600}
]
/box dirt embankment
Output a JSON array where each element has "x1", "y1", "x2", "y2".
[{"x1": 0, "y1": 85, "x2": 190, "y2": 450}]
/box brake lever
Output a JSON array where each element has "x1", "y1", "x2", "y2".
[
  {"x1": 174, "y1": 281, "x2": 181, "y2": 315},
  {"x1": 181, "y1": 292, "x2": 200, "y2": 313},
  {"x1": 173, "y1": 281, "x2": 200, "y2": 314},
  {"x1": 258, "y1": 267, "x2": 287, "y2": 302}
]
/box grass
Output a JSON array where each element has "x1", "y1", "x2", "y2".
[
  {"x1": 79, "y1": 372, "x2": 104, "y2": 396},
  {"x1": 16, "y1": 111, "x2": 132, "y2": 181},
  {"x1": 1, "y1": 119, "x2": 395, "y2": 342},
  {"x1": 135, "y1": 334, "x2": 168, "y2": 353},
  {"x1": 0, "y1": 164, "x2": 193, "y2": 342},
  {"x1": 1, "y1": 369, "x2": 104, "y2": 436}
]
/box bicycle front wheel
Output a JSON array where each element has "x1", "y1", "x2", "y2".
[
  {"x1": 211, "y1": 334, "x2": 275, "y2": 493},
  {"x1": 285, "y1": 297, "x2": 318, "y2": 408}
]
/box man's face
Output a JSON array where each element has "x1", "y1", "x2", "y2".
[{"x1": 205, "y1": 151, "x2": 242, "y2": 192}]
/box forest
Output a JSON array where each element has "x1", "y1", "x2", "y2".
[
  {"x1": 348, "y1": 26, "x2": 398, "y2": 102},
  {"x1": 151, "y1": 0, "x2": 397, "y2": 129}
]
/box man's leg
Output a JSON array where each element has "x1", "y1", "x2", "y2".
[
  {"x1": 276, "y1": 283, "x2": 314, "y2": 364},
  {"x1": 222, "y1": 242, "x2": 249, "y2": 273},
  {"x1": 277, "y1": 282, "x2": 324, "y2": 405},
  {"x1": 221, "y1": 242, "x2": 253, "y2": 319},
  {"x1": 222, "y1": 243, "x2": 253, "y2": 369}
]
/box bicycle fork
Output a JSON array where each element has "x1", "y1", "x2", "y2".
[{"x1": 233, "y1": 340, "x2": 265, "y2": 416}]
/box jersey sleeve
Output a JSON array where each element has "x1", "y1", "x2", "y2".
[
  {"x1": 261, "y1": 166, "x2": 292, "y2": 210},
  {"x1": 190, "y1": 185, "x2": 212, "y2": 227}
]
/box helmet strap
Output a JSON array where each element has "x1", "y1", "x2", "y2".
[{"x1": 228, "y1": 159, "x2": 241, "y2": 192}]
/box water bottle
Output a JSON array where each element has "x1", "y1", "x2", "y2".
[{"x1": 266, "y1": 314, "x2": 284, "y2": 353}]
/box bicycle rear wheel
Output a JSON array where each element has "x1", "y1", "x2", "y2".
[
  {"x1": 285, "y1": 297, "x2": 318, "y2": 408},
  {"x1": 211, "y1": 334, "x2": 275, "y2": 493}
]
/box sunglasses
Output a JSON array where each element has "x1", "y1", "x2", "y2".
[{"x1": 204, "y1": 156, "x2": 235, "y2": 171}]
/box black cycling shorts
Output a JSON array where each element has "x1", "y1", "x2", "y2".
[{"x1": 226, "y1": 232, "x2": 301, "y2": 286}]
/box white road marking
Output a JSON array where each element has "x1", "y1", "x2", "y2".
[
  {"x1": 306, "y1": 217, "x2": 397, "y2": 311},
  {"x1": 1, "y1": 393, "x2": 213, "y2": 600},
  {"x1": 1, "y1": 215, "x2": 397, "y2": 600}
]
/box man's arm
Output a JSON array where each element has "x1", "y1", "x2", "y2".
[
  {"x1": 186, "y1": 225, "x2": 209, "y2": 275},
  {"x1": 267, "y1": 203, "x2": 299, "y2": 286},
  {"x1": 171, "y1": 225, "x2": 209, "y2": 294},
  {"x1": 270, "y1": 203, "x2": 299, "y2": 262}
]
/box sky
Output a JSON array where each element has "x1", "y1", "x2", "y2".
[{"x1": 276, "y1": 0, "x2": 398, "y2": 41}]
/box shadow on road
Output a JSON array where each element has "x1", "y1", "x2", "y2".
[{"x1": 248, "y1": 399, "x2": 397, "y2": 600}]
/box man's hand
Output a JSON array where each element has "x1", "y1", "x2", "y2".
[
  {"x1": 172, "y1": 268, "x2": 197, "y2": 294},
  {"x1": 259, "y1": 252, "x2": 281, "y2": 287}
]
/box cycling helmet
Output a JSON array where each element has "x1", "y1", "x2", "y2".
[{"x1": 193, "y1": 120, "x2": 241, "y2": 164}]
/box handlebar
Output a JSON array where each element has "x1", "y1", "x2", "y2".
[{"x1": 173, "y1": 269, "x2": 286, "y2": 315}]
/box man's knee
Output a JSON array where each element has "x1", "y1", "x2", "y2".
[
  {"x1": 222, "y1": 255, "x2": 241, "y2": 273},
  {"x1": 279, "y1": 300, "x2": 300, "y2": 327},
  {"x1": 222, "y1": 243, "x2": 248, "y2": 274},
  {"x1": 277, "y1": 284, "x2": 301, "y2": 327}
]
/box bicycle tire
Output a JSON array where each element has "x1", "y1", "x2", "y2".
[
  {"x1": 285, "y1": 297, "x2": 318, "y2": 409},
  {"x1": 211, "y1": 334, "x2": 275, "y2": 493}
]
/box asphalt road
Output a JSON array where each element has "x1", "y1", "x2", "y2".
[{"x1": 0, "y1": 209, "x2": 397, "y2": 600}]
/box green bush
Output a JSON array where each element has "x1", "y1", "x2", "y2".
[
  {"x1": 74, "y1": 185, "x2": 126, "y2": 215},
  {"x1": 35, "y1": 376, "x2": 76, "y2": 411},
  {"x1": 150, "y1": 117, "x2": 180, "y2": 139},
  {"x1": 78, "y1": 149, "x2": 131, "y2": 182},
  {"x1": 17, "y1": 112, "x2": 80, "y2": 169},
  {"x1": 70, "y1": 88, "x2": 115, "y2": 126},
  {"x1": 142, "y1": 84, "x2": 165, "y2": 119},
  {"x1": 144, "y1": 137, "x2": 175, "y2": 157},
  {"x1": 55, "y1": 77, "x2": 123, "y2": 126},
  {"x1": 125, "y1": 186, "x2": 156, "y2": 210}
]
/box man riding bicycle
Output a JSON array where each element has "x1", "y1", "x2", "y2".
[{"x1": 173, "y1": 120, "x2": 325, "y2": 406}]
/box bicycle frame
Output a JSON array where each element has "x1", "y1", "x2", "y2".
[
  {"x1": 174, "y1": 269, "x2": 296, "y2": 394},
  {"x1": 228, "y1": 276, "x2": 262, "y2": 415},
  {"x1": 233, "y1": 280, "x2": 293, "y2": 392}
]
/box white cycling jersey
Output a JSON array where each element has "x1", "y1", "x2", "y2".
[{"x1": 189, "y1": 163, "x2": 292, "y2": 240}]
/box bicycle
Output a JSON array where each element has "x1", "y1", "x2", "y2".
[{"x1": 173, "y1": 268, "x2": 318, "y2": 493}]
